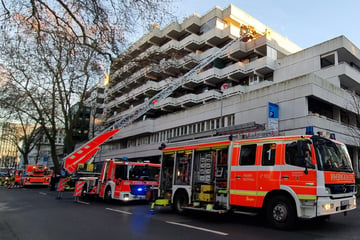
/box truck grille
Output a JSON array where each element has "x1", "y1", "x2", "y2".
[{"x1": 325, "y1": 184, "x2": 356, "y2": 194}]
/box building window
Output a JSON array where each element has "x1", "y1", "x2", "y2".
[
  {"x1": 167, "y1": 130, "x2": 171, "y2": 139},
  {"x1": 216, "y1": 119, "x2": 220, "y2": 128},
  {"x1": 321, "y1": 53, "x2": 335, "y2": 68},
  {"x1": 229, "y1": 115, "x2": 235, "y2": 126},
  {"x1": 340, "y1": 110, "x2": 350, "y2": 125},
  {"x1": 210, "y1": 120, "x2": 214, "y2": 130},
  {"x1": 308, "y1": 96, "x2": 333, "y2": 119},
  {"x1": 200, "y1": 123, "x2": 204, "y2": 132}
]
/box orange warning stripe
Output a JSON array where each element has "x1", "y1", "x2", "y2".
[
  {"x1": 74, "y1": 181, "x2": 85, "y2": 196},
  {"x1": 57, "y1": 178, "x2": 67, "y2": 192},
  {"x1": 89, "y1": 186, "x2": 98, "y2": 194}
]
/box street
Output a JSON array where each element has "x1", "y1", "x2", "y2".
[{"x1": 0, "y1": 186, "x2": 359, "y2": 240}]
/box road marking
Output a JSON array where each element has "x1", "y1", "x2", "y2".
[
  {"x1": 39, "y1": 192, "x2": 47, "y2": 196},
  {"x1": 105, "y1": 208, "x2": 132, "y2": 215},
  {"x1": 76, "y1": 200, "x2": 90, "y2": 205},
  {"x1": 166, "y1": 221, "x2": 229, "y2": 236}
]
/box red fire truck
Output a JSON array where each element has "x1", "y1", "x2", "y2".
[
  {"x1": 75, "y1": 159, "x2": 161, "y2": 202},
  {"x1": 14, "y1": 165, "x2": 52, "y2": 187},
  {"x1": 153, "y1": 133, "x2": 357, "y2": 229}
]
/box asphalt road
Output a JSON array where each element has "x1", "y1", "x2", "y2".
[{"x1": 1, "y1": 186, "x2": 359, "y2": 240}]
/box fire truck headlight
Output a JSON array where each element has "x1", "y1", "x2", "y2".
[
  {"x1": 325, "y1": 187, "x2": 331, "y2": 194},
  {"x1": 352, "y1": 198, "x2": 357, "y2": 207},
  {"x1": 301, "y1": 200, "x2": 316, "y2": 206},
  {"x1": 322, "y1": 203, "x2": 334, "y2": 211},
  {"x1": 124, "y1": 194, "x2": 129, "y2": 201}
]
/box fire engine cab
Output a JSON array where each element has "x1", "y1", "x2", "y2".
[
  {"x1": 153, "y1": 133, "x2": 357, "y2": 229},
  {"x1": 15, "y1": 164, "x2": 52, "y2": 187},
  {"x1": 76, "y1": 159, "x2": 161, "y2": 202}
]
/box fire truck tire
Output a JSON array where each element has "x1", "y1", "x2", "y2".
[
  {"x1": 266, "y1": 195, "x2": 296, "y2": 229},
  {"x1": 104, "y1": 187, "x2": 112, "y2": 202},
  {"x1": 173, "y1": 191, "x2": 188, "y2": 214}
]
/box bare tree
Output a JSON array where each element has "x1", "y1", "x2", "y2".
[
  {"x1": 0, "y1": 0, "x2": 175, "y2": 174},
  {"x1": 0, "y1": 114, "x2": 41, "y2": 167}
]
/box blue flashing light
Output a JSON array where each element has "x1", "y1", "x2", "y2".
[
  {"x1": 330, "y1": 133, "x2": 336, "y2": 140},
  {"x1": 305, "y1": 126, "x2": 314, "y2": 135},
  {"x1": 132, "y1": 185, "x2": 147, "y2": 195},
  {"x1": 122, "y1": 157, "x2": 128, "y2": 161}
]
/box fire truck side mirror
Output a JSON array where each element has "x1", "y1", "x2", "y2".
[{"x1": 60, "y1": 168, "x2": 68, "y2": 178}]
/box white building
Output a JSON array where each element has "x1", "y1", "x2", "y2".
[{"x1": 100, "y1": 4, "x2": 360, "y2": 176}]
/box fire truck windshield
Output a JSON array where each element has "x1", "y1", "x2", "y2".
[
  {"x1": 313, "y1": 136, "x2": 353, "y2": 173},
  {"x1": 128, "y1": 165, "x2": 159, "y2": 181}
]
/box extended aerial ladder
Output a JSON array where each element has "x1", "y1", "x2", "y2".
[{"x1": 63, "y1": 30, "x2": 255, "y2": 174}]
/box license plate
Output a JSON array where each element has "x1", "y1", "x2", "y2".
[{"x1": 341, "y1": 200, "x2": 349, "y2": 206}]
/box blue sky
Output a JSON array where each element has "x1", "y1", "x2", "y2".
[{"x1": 173, "y1": 0, "x2": 360, "y2": 49}]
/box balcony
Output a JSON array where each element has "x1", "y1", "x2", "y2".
[
  {"x1": 164, "y1": 22, "x2": 189, "y2": 40},
  {"x1": 181, "y1": 14, "x2": 201, "y2": 33},
  {"x1": 318, "y1": 62, "x2": 360, "y2": 93},
  {"x1": 219, "y1": 35, "x2": 267, "y2": 60},
  {"x1": 205, "y1": 26, "x2": 239, "y2": 47},
  {"x1": 106, "y1": 81, "x2": 248, "y2": 123},
  {"x1": 155, "y1": 89, "x2": 221, "y2": 111},
  {"x1": 110, "y1": 68, "x2": 149, "y2": 95},
  {"x1": 252, "y1": 56, "x2": 277, "y2": 75},
  {"x1": 148, "y1": 28, "x2": 171, "y2": 46},
  {"x1": 106, "y1": 78, "x2": 174, "y2": 111},
  {"x1": 158, "y1": 25, "x2": 235, "y2": 53}
]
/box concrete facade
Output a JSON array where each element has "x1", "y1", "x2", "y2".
[{"x1": 101, "y1": 4, "x2": 360, "y2": 176}]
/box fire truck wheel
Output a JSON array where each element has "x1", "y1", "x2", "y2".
[
  {"x1": 266, "y1": 195, "x2": 296, "y2": 229},
  {"x1": 173, "y1": 191, "x2": 188, "y2": 214},
  {"x1": 104, "y1": 187, "x2": 112, "y2": 202}
]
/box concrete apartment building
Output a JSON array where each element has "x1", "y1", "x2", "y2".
[{"x1": 100, "y1": 4, "x2": 360, "y2": 175}]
